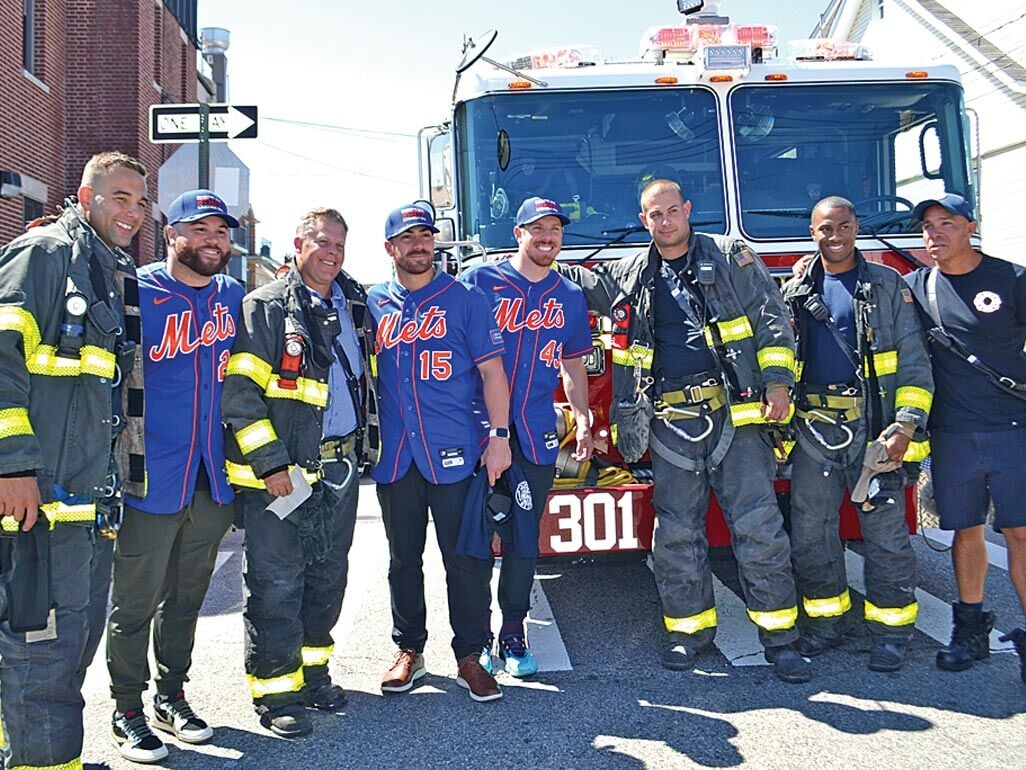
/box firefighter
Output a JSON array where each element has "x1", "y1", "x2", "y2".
[
  {"x1": 0, "y1": 151, "x2": 149, "y2": 770},
  {"x1": 782, "y1": 196, "x2": 931, "y2": 672},
  {"x1": 221, "y1": 207, "x2": 373, "y2": 737},
  {"x1": 562, "y1": 179, "x2": 810, "y2": 683}
]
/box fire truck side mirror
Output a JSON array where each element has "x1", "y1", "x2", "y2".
[{"x1": 434, "y1": 217, "x2": 455, "y2": 243}]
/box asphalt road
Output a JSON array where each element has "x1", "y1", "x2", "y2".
[{"x1": 79, "y1": 480, "x2": 1026, "y2": 769}]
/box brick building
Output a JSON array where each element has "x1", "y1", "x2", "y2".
[{"x1": 0, "y1": 0, "x2": 206, "y2": 263}]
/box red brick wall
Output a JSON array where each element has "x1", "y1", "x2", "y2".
[{"x1": 0, "y1": 0, "x2": 198, "y2": 265}]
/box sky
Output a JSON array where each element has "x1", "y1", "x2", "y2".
[{"x1": 196, "y1": 0, "x2": 833, "y2": 283}]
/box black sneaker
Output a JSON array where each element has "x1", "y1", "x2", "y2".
[
  {"x1": 111, "y1": 710, "x2": 169, "y2": 764},
  {"x1": 153, "y1": 690, "x2": 213, "y2": 744}
]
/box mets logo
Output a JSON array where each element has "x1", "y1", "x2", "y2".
[
  {"x1": 401, "y1": 207, "x2": 428, "y2": 221},
  {"x1": 195, "y1": 195, "x2": 226, "y2": 212},
  {"x1": 376, "y1": 306, "x2": 448, "y2": 350},
  {"x1": 536, "y1": 199, "x2": 559, "y2": 212},
  {"x1": 149, "y1": 304, "x2": 235, "y2": 362},
  {"x1": 493, "y1": 297, "x2": 565, "y2": 333}
]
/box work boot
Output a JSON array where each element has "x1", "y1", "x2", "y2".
[
  {"x1": 764, "y1": 644, "x2": 813, "y2": 684},
  {"x1": 795, "y1": 630, "x2": 845, "y2": 658},
  {"x1": 998, "y1": 628, "x2": 1026, "y2": 684},
  {"x1": 660, "y1": 632, "x2": 712, "y2": 671},
  {"x1": 868, "y1": 641, "x2": 909, "y2": 673},
  {"x1": 936, "y1": 603, "x2": 995, "y2": 672},
  {"x1": 257, "y1": 703, "x2": 312, "y2": 738},
  {"x1": 303, "y1": 681, "x2": 348, "y2": 713}
]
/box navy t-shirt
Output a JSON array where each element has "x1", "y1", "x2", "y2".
[
  {"x1": 803, "y1": 267, "x2": 859, "y2": 386},
  {"x1": 906, "y1": 256, "x2": 1026, "y2": 431},
  {"x1": 652, "y1": 257, "x2": 717, "y2": 381}
]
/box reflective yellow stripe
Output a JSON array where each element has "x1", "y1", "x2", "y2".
[
  {"x1": 369, "y1": 353, "x2": 378, "y2": 378},
  {"x1": 226, "y1": 352, "x2": 273, "y2": 389},
  {"x1": 864, "y1": 599, "x2": 918, "y2": 627},
  {"x1": 794, "y1": 360, "x2": 804, "y2": 380},
  {"x1": 3, "y1": 500, "x2": 97, "y2": 532},
  {"x1": 611, "y1": 344, "x2": 653, "y2": 369},
  {"x1": 235, "y1": 419, "x2": 278, "y2": 455},
  {"x1": 664, "y1": 607, "x2": 717, "y2": 634},
  {"x1": 0, "y1": 305, "x2": 42, "y2": 356},
  {"x1": 903, "y1": 439, "x2": 930, "y2": 462},
  {"x1": 895, "y1": 385, "x2": 932, "y2": 413},
  {"x1": 26, "y1": 344, "x2": 115, "y2": 379},
  {"x1": 705, "y1": 315, "x2": 754, "y2": 344},
  {"x1": 757, "y1": 346, "x2": 795, "y2": 372},
  {"x1": 865, "y1": 350, "x2": 898, "y2": 377},
  {"x1": 302, "y1": 644, "x2": 334, "y2": 667},
  {"x1": 247, "y1": 667, "x2": 304, "y2": 698},
  {"x1": 747, "y1": 605, "x2": 798, "y2": 631},
  {"x1": 729, "y1": 402, "x2": 766, "y2": 426},
  {"x1": 9, "y1": 758, "x2": 85, "y2": 770},
  {"x1": 226, "y1": 460, "x2": 321, "y2": 490},
  {"x1": 0, "y1": 407, "x2": 33, "y2": 439},
  {"x1": 265, "y1": 377, "x2": 329, "y2": 407},
  {"x1": 803, "y1": 589, "x2": 852, "y2": 619}
]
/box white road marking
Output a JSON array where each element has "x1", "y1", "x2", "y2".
[
  {"x1": 488, "y1": 562, "x2": 573, "y2": 672},
  {"x1": 922, "y1": 528, "x2": 1009, "y2": 571},
  {"x1": 711, "y1": 574, "x2": 770, "y2": 667},
  {"x1": 212, "y1": 549, "x2": 233, "y2": 576}
]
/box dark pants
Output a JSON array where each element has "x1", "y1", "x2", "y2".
[
  {"x1": 0, "y1": 524, "x2": 113, "y2": 770},
  {"x1": 495, "y1": 440, "x2": 556, "y2": 626},
  {"x1": 377, "y1": 465, "x2": 492, "y2": 660},
  {"x1": 241, "y1": 458, "x2": 358, "y2": 710},
  {"x1": 790, "y1": 419, "x2": 917, "y2": 642},
  {"x1": 106, "y1": 490, "x2": 236, "y2": 712}
]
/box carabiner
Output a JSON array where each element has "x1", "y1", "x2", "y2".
[{"x1": 803, "y1": 413, "x2": 854, "y2": 451}]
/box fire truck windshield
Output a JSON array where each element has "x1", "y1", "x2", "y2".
[
  {"x1": 455, "y1": 88, "x2": 726, "y2": 250},
  {"x1": 732, "y1": 81, "x2": 973, "y2": 239}
]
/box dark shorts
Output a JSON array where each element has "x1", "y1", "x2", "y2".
[{"x1": 931, "y1": 427, "x2": 1026, "y2": 531}]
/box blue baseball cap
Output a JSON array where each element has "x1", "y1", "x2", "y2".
[
  {"x1": 516, "y1": 196, "x2": 571, "y2": 226},
  {"x1": 167, "y1": 189, "x2": 239, "y2": 228},
  {"x1": 912, "y1": 193, "x2": 975, "y2": 224},
  {"x1": 385, "y1": 203, "x2": 439, "y2": 240}
]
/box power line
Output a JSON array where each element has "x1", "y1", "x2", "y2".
[
  {"x1": 256, "y1": 139, "x2": 409, "y2": 185},
  {"x1": 263, "y1": 116, "x2": 418, "y2": 142}
]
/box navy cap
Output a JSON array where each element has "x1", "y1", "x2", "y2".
[
  {"x1": 385, "y1": 203, "x2": 439, "y2": 240},
  {"x1": 456, "y1": 463, "x2": 538, "y2": 560},
  {"x1": 167, "y1": 189, "x2": 239, "y2": 228},
  {"x1": 912, "y1": 193, "x2": 975, "y2": 224},
  {"x1": 516, "y1": 196, "x2": 571, "y2": 226}
]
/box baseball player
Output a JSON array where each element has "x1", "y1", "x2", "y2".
[
  {"x1": 460, "y1": 197, "x2": 593, "y2": 677},
  {"x1": 370, "y1": 203, "x2": 511, "y2": 702}
]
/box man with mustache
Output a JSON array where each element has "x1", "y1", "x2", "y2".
[{"x1": 106, "y1": 189, "x2": 243, "y2": 762}]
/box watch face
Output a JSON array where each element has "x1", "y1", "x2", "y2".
[
  {"x1": 66, "y1": 295, "x2": 89, "y2": 316},
  {"x1": 285, "y1": 339, "x2": 303, "y2": 357}
]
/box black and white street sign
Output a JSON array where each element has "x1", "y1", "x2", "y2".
[{"x1": 149, "y1": 103, "x2": 258, "y2": 143}]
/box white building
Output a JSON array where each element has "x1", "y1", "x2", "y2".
[{"x1": 816, "y1": 1, "x2": 1026, "y2": 260}]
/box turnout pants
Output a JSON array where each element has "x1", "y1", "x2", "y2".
[
  {"x1": 0, "y1": 524, "x2": 113, "y2": 770},
  {"x1": 789, "y1": 419, "x2": 917, "y2": 642},
  {"x1": 106, "y1": 489, "x2": 236, "y2": 712},
  {"x1": 377, "y1": 465, "x2": 492, "y2": 660},
  {"x1": 241, "y1": 457, "x2": 359, "y2": 711},
  {"x1": 650, "y1": 411, "x2": 799, "y2": 648}
]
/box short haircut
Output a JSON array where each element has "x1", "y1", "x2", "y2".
[
  {"x1": 812, "y1": 195, "x2": 857, "y2": 221},
  {"x1": 640, "y1": 179, "x2": 685, "y2": 209},
  {"x1": 297, "y1": 207, "x2": 348, "y2": 240},
  {"x1": 80, "y1": 151, "x2": 146, "y2": 189}
]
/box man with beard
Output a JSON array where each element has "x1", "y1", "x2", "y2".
[
  {"x1": 106, "y1": 189, "x2": 243, "y2": 762},
  {"x1": 459, "y1": 197, "x2": 593, "y2": 676}
]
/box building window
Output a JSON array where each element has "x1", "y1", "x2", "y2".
[
  {"x1": 22, "y1": 0, "x2": 35, "y2": 74},
  {"x1": 23, "y1": 197, "x2": 44, "y2": 226}
]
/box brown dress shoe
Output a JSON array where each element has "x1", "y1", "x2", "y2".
[
  {"x1": 381, "y1": 649, "x2": 426, "y2": 693},
  {"x1": 456, "y1": 654, "x2": 503, "y2": 702}
]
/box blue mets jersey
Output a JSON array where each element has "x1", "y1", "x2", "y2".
[
  {"x1": 461, "y1": 259, "x2": 592, "y2": 465},
  {"x1": 368, "y1": 271, "x2": 504, "y2": 485},
  {"x1": 129, "y1": 264, "x2": 243, "y2": 514}
]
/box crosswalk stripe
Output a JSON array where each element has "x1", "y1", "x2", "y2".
[
  {"x1": 711, "y1": 574, "x2": 770, "y2": 667},
  {"x1": 496, "y1": 566, "x2": 573, "y2": 672},
  {"x1": 921, "y1": 528, "x2": 1009, "y2": 571},
  {"x1": 844, "y1": 549, "x2": 1014, "y2": 653}
]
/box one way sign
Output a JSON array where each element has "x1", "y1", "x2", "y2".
[{"x1": 149, "y1": 103, "x2": 258, "y2": 143}]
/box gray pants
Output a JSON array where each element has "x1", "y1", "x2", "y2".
[
  {"x1": 106, "y1": 489, "x2": 236, "y2": 712},
  {"x1": 789, "y1": 419, "x2": 917, "y2": 642},
  {"x1": 0, "y1": 524, "x2": 113, "y2": 770},
  {"x1": 650, "y1": 410, "x2": 799, "y2": 648}
]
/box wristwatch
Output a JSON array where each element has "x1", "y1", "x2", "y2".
[{"x1": 488, "y1": 427, "x2": 510, "y2": 439}]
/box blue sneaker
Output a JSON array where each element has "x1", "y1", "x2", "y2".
[
  {"x1": 498, "y1": 632, "x2": 538, "y2": 677},
  {"x1": 478, "y1": 634, "x2": 496, "y2": 675}
]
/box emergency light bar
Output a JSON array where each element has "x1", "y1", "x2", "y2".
[
  {"x1": 640, "y1": 24, "x2": 775, "y2": 63},
  {"x1": 505, "y1": 45, "x2": 600, "y2": 71},
  {"x1": 790, "y1": 38, "x2": 871, "y2": 61}
]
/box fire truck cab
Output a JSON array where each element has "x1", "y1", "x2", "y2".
[{"x1": 418, "y1": 3, "x2": 978, "y2": 557}]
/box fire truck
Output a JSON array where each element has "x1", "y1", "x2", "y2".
[{"x1": 417, "y1": 1, "x2": 978, "y2": 557}]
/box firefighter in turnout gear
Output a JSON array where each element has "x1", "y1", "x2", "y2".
[
  {"x1": 783, "y1": 197, "x2": 932, "y2": 672},
  {"x1": 221, "y1": 208, "x2": 373, "y2": 738},
  {"x1": 562, "y1": 179, "x2": 809, "y2": 683},
  {"x1": 0, "y1": 151, "x2": 149, "y2": 770}
]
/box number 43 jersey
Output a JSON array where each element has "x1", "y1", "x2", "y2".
[
  {"x1": 367, "y1": 271, "x2": 504, "y2": 485},
  {"x1": 461, "y1": 259, "x2": 592, "y2": 466}
]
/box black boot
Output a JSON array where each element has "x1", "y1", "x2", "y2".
[
  {"x1": 998, "y1": 628, "x2": 1026, "y2": 684},
  {"x1": 936, "y1": 603, "x2": 994, "y2": 672}
]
